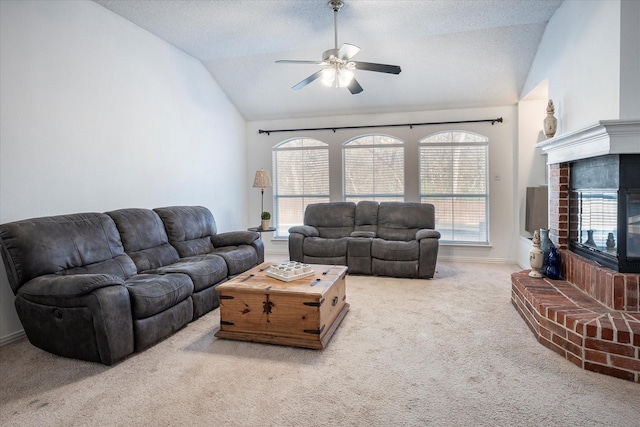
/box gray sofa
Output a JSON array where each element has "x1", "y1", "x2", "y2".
[
  {"x1": 0, "y1": 206, "x2": 263, "y2": 365},
  {"x1": 288, "y1": 201, "x2": 440, "y2": 279}
]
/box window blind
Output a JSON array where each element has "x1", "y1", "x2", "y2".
[
  {"x1": 343, "y1": 135, "x2": 404, "y2": 202},
  {"x1": 273, "y1": 139, "x2": 329, "y2": 237},
  {"x1": 419, "y1": 132, "x2": 489, "y2": 243}
]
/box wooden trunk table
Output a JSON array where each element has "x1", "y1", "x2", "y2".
[{"x1": 215, "y1": 263, "x2": 349, "y2": 349}]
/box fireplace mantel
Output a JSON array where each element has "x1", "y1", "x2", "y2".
[{"x1": 536, "y1": 119, "x2": 640, "y2": 164}]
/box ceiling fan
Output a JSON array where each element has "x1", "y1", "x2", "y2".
[{"x1": 276, "y1": 0, "x2": 401, "y2": 94}]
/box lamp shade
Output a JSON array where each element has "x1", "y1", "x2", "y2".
[{"x1": 253, "y1": 169, "x2": 272, "y2": 189}]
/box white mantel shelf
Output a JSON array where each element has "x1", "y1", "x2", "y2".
[{"x1": 536, "y1": 119, "x2": 640, "y2": 164}]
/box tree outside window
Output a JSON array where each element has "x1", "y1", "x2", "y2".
[{"x1": 343, "y1": 134, "x2": 404, "y2": 203}]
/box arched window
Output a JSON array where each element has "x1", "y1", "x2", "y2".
[
  {"x1": 342, "y1": 134, "x2": 404, "y2": 203},
  {"x1": 272, "y1": 138, "x2": 329, "y2": 237},
  {"x1": 419, "y1": 131, "x2": 489, "y2": 243}
]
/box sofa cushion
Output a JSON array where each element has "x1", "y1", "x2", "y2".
[
  {"x1": 106, "y1": 208, "x2": 180, "y2": 272},
  {"x1": 303, "y1": 237, "x2": 349, "y2": 258},
  {"x1": 150, "y1": 254, "x2": 228, "y2": 292},
  {"x1": 304, "y1": 202, "x2": 356, "y2": 239},
  {"x1": 372, "y1": 259, "x2": 419, "y2": 278},
  {"x1": 60, "y1": 254, "x2": 137, "y2": 279},
  {"x1": 154, "y1": 206, "x2": 216, "y2": 258},
  {"x1": 0, "y1": 213, "x2": 130, "y2": 293},
  {"x1": 132, "y1": 297, "x2": 193, "y2": 352},
  {"x1": 377, "y1": 202, "x2": 435, "y2": 241},
  {"x1": 354, "y1": 201, "x2": 379, "y2": 234},
  {"x1": 372, "y1": 239, "x2": 419, "y2": 261},
  {"x1": 125, "y1": 273, "x2": 194, "y2": 319},
  {"x1": 212, "y1": 245, "x2": 258, "y2": 276}
]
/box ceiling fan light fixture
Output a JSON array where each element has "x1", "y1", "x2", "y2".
[
  {"x1": 321, "y1": 68, "x2": 354, "y2": 88},
  {"x1": 276, "y1": 0, "x2": 401, "y2": 94},
  {"x1": 321, "y1": 68, "x2": 336, "y2": 87},
  {"x1": 338, "y1": 69, "x2": 354, "y2": 87}
]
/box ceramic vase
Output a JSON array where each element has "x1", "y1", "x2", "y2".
[
  {"x1": 540, "y1": 228, "x2": 553, "y2": 253},
  {"x1": 544, "y1": 100, "x2": 558, "y2": 138},
  {"x1": 529, "y1": 230, "x2": 544, "y2": 278},
  {"x1": 585, "y1": 230, "x2": 596, "y2": 247},
  {"x1": 545, "y1": 247, "x2": 561, "y2": 280},
  {"x1": 539, "y1": 228, "x2": 553, "y2": 273}
]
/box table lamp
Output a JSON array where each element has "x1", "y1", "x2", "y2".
[{"x1": 253, "y1": 168, "x2": 272, "y2": 222}]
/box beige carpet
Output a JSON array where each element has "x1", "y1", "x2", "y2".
[{"x1": 1, "y1": 262, "x2": 639, "y2": 426}]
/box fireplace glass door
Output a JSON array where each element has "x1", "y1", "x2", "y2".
[
  {"x1": 569, "y1": 154, "x2": 640, "y2": 273},
  {"x1": 628, "y1": 192, "x2": 640, "y2": 258},
  {"x1": 572, "y1": 190, "x2": 618, "y2": 255}
]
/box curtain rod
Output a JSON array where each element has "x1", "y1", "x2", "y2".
[{"x1": 258, "y1": 117, "x2": 503, "y2": 135}]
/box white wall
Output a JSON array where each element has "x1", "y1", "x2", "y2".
[
  {"x1": 619, "y1": 0, "x2": 640, "y2": 119},
  {"x1": 247, "y1": 106, "x2": 518, "y2": 264},
  {"x1": 516, "y1": 0, "x2": 640, "y2": 268},
  {"x1": 0, "y1": 1, "x2": 247, "y2": 343},
  {"x1": 521, "y1": 0, "x2": 622, "y2": 133}
]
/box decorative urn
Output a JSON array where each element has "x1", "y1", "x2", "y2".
[
  {"x1": 544, "y1": 100, "x2": 558, "y2": 138},
  {"x1": 529, "y1": 229, "x2": 544, "y2": 278}
]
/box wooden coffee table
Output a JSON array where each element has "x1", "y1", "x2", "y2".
[{"x1": 215, "y1": 263, "x2": 349, "y2": 349}]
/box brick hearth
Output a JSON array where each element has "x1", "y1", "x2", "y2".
[
  {"x1": 513, "y1": 161, "x2": 640, "y2": 382},
  {"x1": 512, "y1": 260, "x2": 640, "y2": 383}
]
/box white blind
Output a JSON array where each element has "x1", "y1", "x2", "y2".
[
  {"x1": 343, "y1": 135, "x2": 404, "y2": 202},
  {"x1": 419, "y1": 132, "x2": 489, "y2": 243},
  {"x1": 575, "y1": 190, "x2": 618, "y2": 249},
  {"x1": 273, "y1": 139, "x2": 329, "y2": 237}
]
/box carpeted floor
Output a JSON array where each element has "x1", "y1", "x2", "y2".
[{"x1": 1, "y1": 262, "x2": 639, "y2": 426}]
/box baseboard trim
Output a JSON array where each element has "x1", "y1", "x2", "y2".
[
  {"x1": 266, "y1": 251, "x2": 517, "y2": 266},
  {"x1": 0, "y1": 329, "x2": 25, "y2": 347},
  {"x1": 437, "y1": 256, "x2": 518, "y2": 264}
]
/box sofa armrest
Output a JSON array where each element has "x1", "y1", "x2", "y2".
[
  {"x1": 19, "y1": 273, "x2": 126, "y2": 301},
  {"x1": 212, "y1": 231, "x2": 259, "y2": 247},
  {"x1": 15, "y1": 273, "x2": 134, "y2": 365},
  {"x1": 288, "y1": 225, "x2": 318, "y2": 262},
  {"x1": 288, "y1": 225, "x2": 319, "y2": 237},
  {"x1": 416, "y1": 229, "x2": 441, "y2": 240}
]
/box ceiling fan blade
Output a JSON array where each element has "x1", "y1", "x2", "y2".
[
  {"x1": 352, "y1": 61, "x2": 401, "y2": 75},
  {"x1": 347, "y1": 77, "x2": 363, "y2": 94},
  {"x1": 337, "y1": 43, "x2": 360, "y2": 61},
  {"x1": 276, "y1": 60, "x2": 325, "y2": 65},
  {"x1": 292, "y1": 69, "x2": 325, "y2": 90}
]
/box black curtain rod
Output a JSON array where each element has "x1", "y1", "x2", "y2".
[{"x1": 258, "y1": 117, "x2": 503, "y2": 135}]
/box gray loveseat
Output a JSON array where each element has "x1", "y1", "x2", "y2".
[
  {"x1": 288, "y1": 201, "x2": 440, "y2": 279},
  {"x1": 0, "y1": 206, "x2": 263, "y2": 365}
]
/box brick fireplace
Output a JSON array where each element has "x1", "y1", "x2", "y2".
[{"x1": 511, "y1": 120, "x2": 640, "y2": 383}]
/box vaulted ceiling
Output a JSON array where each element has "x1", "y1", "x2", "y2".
[{"x1": 94, "y1": 0, "x2": 563, "y2": 121}]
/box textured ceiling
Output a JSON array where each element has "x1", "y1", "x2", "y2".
[{"x1": 94, "y1": 0, "x2": 563, "y2": 121}]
